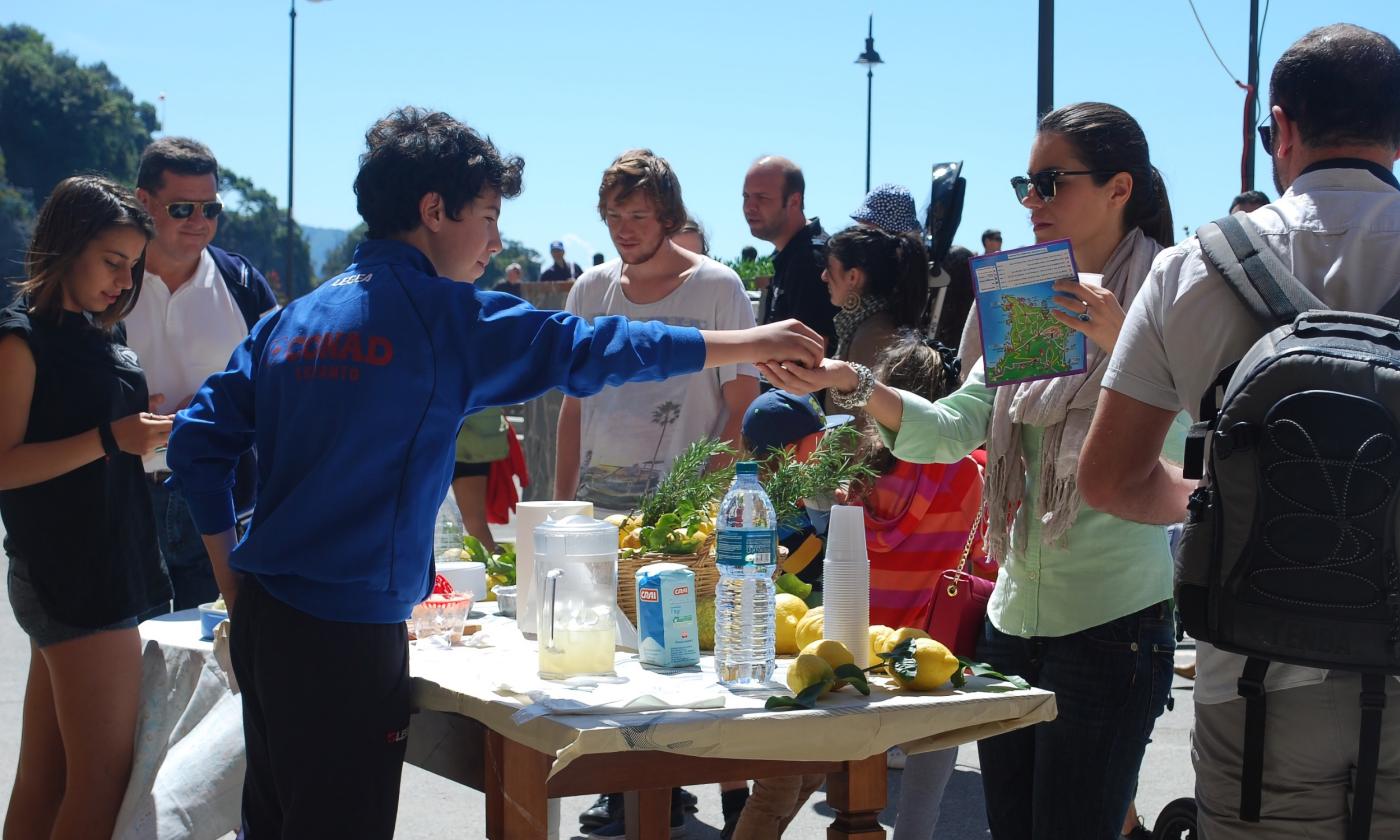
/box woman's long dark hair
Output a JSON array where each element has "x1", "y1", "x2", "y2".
[
  {"x1": 826, "y1": 226, "x2": 929, "y2": 330},
  {"x1": 17, "y1": 175, "x2": 155, "y2": 328},
  {"x1": 1038, "y1": 102, "x2": 1175, "y2": 248}
]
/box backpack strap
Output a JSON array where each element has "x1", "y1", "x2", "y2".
[
  {"x1": 1350, "y1": 673, "x2": 1388, "y2": 840},
  {"x1": 1237, "y1": 656, "x2": 1271, "y2": 823},
  {"x1": 1197, "y1": 214, "x2": 1325, "y2": 331}
]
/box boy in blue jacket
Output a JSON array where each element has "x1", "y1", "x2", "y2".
[{"x1": 165, "y1": 107, "x2": 822, "y2": 839}]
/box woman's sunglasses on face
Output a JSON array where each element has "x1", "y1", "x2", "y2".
[
  {"x1": 165, "y1": 199, "x2": 224, "y2": 221},
  {"x1": 1009, "y1": 170, "x2": 1118, "y2": 203}
]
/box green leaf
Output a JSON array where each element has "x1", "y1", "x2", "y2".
[
  {"x1": 834, "y1": 664, "x2": 871, "y2": 696},
  {"x1": 763, "y1": 678, "x2": 830, "y2": 710},
  {"x1": 885, "y1": 639, "x2": 919, "y2": 681},
  {"x1": 958, "y1": 659, "x2": 1031, "y2": 690},
  {"x1": 462, "y1": 535, "x2": 491, "y2": 565}
]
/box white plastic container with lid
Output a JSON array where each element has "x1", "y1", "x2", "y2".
[{"x1": 515, "y1": 500, "x2": 594, "y2": 636}]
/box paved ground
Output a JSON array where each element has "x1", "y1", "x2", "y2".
[{"x1": 0, "y1": 518, "x2": 1199, "y2": 839}]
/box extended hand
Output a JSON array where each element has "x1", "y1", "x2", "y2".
[
  {"x1": 756, "y1": 359, "x2": 858, "y2": 395},
  {"x1": 750, "y1": 320, "x2": 825, "y2": 368},
  {"x1": 1051, "y1": 279, "x2": 1126, "y2": 355},
  {"x1": 111, "y1": 412, "x2": 174, "y2": 457}
]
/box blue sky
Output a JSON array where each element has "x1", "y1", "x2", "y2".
[{"x1": 9, "y1": 1, "x2": 1396, "y2": 265}]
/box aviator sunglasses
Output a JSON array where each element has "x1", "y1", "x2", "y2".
[
  {"x1": 165, "y1": 198, "x2": 224, "y2": 221},
  {"x1": 1010, "y1": 169, "x2": 1118, "y2": 203}
]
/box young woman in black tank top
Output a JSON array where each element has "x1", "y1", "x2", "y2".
[{"x1": 0, "y1": 176, "x2": 174, "y2": 838}]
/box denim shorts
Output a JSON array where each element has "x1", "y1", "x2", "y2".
[{"x1": 7, "y1": 555, "x2": 139, "y2": 648}]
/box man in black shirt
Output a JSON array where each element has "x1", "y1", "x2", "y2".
[
  {"x1": 539, "y1": 239, "x2": 583, "y2": 281},
  {"x1": 742, "y1": 156, "x2": 836, "y2": 352}
]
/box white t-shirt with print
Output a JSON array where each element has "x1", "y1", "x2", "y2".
[{"x1": 566, "y1": 258, "x2": 757, "y2": 513}]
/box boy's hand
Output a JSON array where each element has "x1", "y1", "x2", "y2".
[{"x1": 746, "y1": 320, "x2": 824, "y2": 367}]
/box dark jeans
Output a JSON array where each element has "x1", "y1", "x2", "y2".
[
  {"x1": 231, "y1": 578, "x2": 411, "y2": 839},
  {"x1": 975, "y1": 601, "x2": 1175, "y2": 840},
  {"x1": 147, "y1": 479, "x2": 220, "y2": 614}
]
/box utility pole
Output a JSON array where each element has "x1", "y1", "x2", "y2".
[
  {"x1": 1037, "y1": 0, "x2": 1054, "y2": 121},
  {"x1": 1243, "y1": 0, "x2": 1260, "y2": 191}
]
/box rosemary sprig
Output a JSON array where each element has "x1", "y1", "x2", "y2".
[
  {"x1": 636, "y1": 438, "x2": 735, "y2": 528},
  {"x1": 760, "y1": 425, "x2": 876, "y2": 528}
]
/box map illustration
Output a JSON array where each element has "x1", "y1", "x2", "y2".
[{"x1": 971, "y1": 239, "x2": 1086, "y2": 387}]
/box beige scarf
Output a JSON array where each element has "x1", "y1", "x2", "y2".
[{"x1": 982, "y1": 228, "x2": 1163, "y2": 559}]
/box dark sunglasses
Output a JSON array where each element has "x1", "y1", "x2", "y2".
[
  {"x1": 165, "y1": 199, "x2": 224, "y2": 221},
  {"x1": 1010, "y1": 169, "x2": 1118, "y2": 203},
  {"x1": 1258, "y1": 119, "x2": 1274, "y2": 156}
]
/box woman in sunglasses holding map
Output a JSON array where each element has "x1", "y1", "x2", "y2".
[
  {"x1": 0, "y1": 176, "x2": 174, "y2": 838},
  {"x1": 762, "y1": 102, "x2": 1178, "y2": 840}
]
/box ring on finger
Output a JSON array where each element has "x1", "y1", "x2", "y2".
[
  {"x1": 1078, "y1": 312, "x2": 1092, "y2": 322},
  {"x1": 1081, "y1": 299, "x2": 1091, "y2": 312}
]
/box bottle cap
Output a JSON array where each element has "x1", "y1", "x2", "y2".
[{"x1": 736, "y1": 461, "x2": 758, "y2": 476}]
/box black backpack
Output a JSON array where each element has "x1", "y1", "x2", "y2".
[{"x1": 1176, "y1": 213, "x2": 1400, "y2": 839}]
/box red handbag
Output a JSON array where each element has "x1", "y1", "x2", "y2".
[{"x1": 922, "y1": 506, "x2": 993, "y2": 659}]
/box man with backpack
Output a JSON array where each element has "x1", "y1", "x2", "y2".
[
  {"x1": 127, "y1": 137, "x2": 278, "y2": 611},
  {"x1": 1078, "y1": 23, "x2": 1400, "y2": 839}
]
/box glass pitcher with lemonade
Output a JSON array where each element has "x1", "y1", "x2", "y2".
[{"x1": 535, "y1": 514, "x2": 619, "y2": 679}]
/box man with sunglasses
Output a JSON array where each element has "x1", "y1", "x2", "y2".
[
  {"x1": 127, "y1": 137, "x2": 278, "y2": 612},
  {"x1": 1081, "y1": 24, "x2": 1400, "y2": 839}
]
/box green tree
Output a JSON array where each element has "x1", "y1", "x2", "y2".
[
  {"x1": 0, "y1": 151, "x2": 35, "y2": 308},
  {"x1": 216, "y1": 168, "x2": 312, "y2": 300},
  {"x1": 0, "y1": 25, "x2": 157, "y2": 203}
]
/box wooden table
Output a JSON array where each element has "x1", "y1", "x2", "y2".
[
  {"x1": 407, "y1": 708, "x2": 888, "y2": 840},
  {"x1": 405, "y1": 613, "x2": 1057, "y2": 840}
]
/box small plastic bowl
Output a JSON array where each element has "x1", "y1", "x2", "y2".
[
  {"x1": 198, "y1": 602, "x2": 228, "y2": 641},
  {"x1": 493, "y1": 584, "x2": 517, "y2": 618},
  {"x1": 412, "y1": 592, "x2": 474, "y2": 643}
]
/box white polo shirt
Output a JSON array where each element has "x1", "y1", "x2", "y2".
[
  {"x1": 1105, "y1": 163, "x2": 1400, "y2": 703},
  {"x1": 125, "y1": 249, "x2": 250, "y2": 471}
]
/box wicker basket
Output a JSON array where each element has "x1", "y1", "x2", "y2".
[{"x1": 618, "y1": 534, "x2": 718, "y2": 625}]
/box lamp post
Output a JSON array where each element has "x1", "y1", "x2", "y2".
[
  {"x1": 288, "y1": 0, "x2": 326, "y2": 299},
  {"x1": 855, "y1": 15, "x2": 883, "y2": 194}
]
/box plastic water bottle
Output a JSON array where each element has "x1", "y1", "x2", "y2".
[
  {"x1": 714, "y1": 461, "x2": 777, "y2": 685},
  {"x1": 433, "y1": 495, "x2": 464, "y2": 561}
]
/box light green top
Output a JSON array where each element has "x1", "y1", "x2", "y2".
[{"x1": 878, "y1": 363, "x2": 1174, "y2": 639}]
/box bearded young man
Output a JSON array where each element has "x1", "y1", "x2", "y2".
[{"x1": 555, "y1": 149, "x2": 759, "y2": 514}]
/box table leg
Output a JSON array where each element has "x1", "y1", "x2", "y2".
[
  {"x1": 485, "y1": 729, "x2": 553, "y2": 839},
  {"x1": 825, "y1": 753, "x2": 888, "y2": 840},
  {"x1": 623, "y1": 788, "x2": 671, "y2": 840}
]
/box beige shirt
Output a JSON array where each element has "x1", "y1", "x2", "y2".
[{"x1": 1105, "y1": 163, "x2": 1400, "y2": 703}]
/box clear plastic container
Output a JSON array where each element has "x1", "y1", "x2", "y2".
[
  {"x1": 433, "y1": 495, "x2": 465, "y2": 562},
  {"x1": 534, "y1": 514, "x2": 620, "y2": 679},
  {"x1": 412, "y1": 592, "x2": 473, "y2": 643},
  {"x1": 714, "y1": 461, "x2": 777, "y2": 685}
]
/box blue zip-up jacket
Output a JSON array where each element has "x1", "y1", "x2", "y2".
[{"x1": 166, "y1": 239, "x2": 706, "y2": 623}]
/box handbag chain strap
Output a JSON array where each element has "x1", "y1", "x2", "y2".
[{"x1": 947, "y1": 505, "x2": 986, "y2": 598}]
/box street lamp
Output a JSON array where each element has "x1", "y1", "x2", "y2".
[
  {"x1": 855, "y1": 15, "x2": 884, "y2": 194},
  {"x1": 288, "y1": 0, "x2": 327, "y2": 299}
]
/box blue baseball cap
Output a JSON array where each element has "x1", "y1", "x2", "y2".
[
  {"x1": 742, "y1": 390, "x2": 853, "y2": 455},
  {"x1": 549, "y1": 240, "x2": 565, "y2": 251},
  {"x1": 851, "y1": 183, "x2": 921, "y2": 233}
]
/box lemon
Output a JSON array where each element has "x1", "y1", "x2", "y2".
[
  {"x1": 890, "y1": 638, "x2": 961, "y2": 691},
  {"x1": 775, "y1": 594, "x2": 809, "y2": 655},
  {"x1": 696, "y1": 597, "x2": 716, "y2": 650},
  {"x1": 880, "y1": 627, "x2": 930, "y2": 654},
  {"x1": 794, "y1": 606, "x2": 825, "y2": 650},
  {"x1": 603, "y1": 513, "x2": 630, "y2": 529},
  {"x1": 867, "y1": 625, "x2": 894, "y2": 671},
  {"x1": 800, "y1": 638, "x2": 855, "y2": 688},
  {"x1": 620, "y1": 529, "x2": 642, "y2": 550},
  {"x1": 785, "y1": 653, "x2": 836, "y2": 696}
]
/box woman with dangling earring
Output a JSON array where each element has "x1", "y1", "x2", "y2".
[{"x1": 820, "y1": 226, "x2": 930, "y2": 431}]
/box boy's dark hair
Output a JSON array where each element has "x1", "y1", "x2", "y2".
[
  {"x1": 981, "y1": 228, "x2": 1001, "y2": 242},
  {"x1": 597, "y1": 149, "x2": 687, "y2": 235},
  {"x1": 19, "y1": 175, "x2": 155, "y2": 328},
  {"x1": 354, "y1": 107, "x2": 524, "y2": 240},
  {"x1": 740, "y1": 245, "x2": 759, "y2": 262},
  {"x1": 136, "y1": 137, "x2": 219, "y2": 193},
  {"x1": 1271, "y1": 24, "x2": 1400, "y2": 149}
]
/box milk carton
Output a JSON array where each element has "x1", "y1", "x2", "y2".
[{"x1": 635, "y1": 562, "x2": 701, "y2": 668}]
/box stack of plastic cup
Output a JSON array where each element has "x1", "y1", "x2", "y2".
[{"x1": 823, "y1": 505, "x2": 871, "y2": 668}]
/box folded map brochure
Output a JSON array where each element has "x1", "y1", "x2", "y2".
[{"x1": 971, "y1": 239, "x2": 1087, "y2": 387}]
